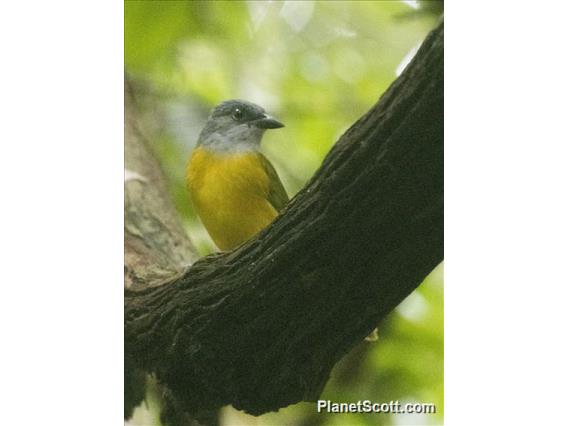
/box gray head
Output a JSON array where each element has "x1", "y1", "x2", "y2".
[{"x1": 197, "y1": 99, "x2": 284, "y2": 152}]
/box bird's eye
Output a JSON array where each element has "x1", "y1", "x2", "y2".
[{"x1": 232, "y1": 108, "x2": 243, "y2": 121}]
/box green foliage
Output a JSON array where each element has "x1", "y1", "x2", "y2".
[{"x1": 126, "y1": 1, "x2": 443, "y2": 424}]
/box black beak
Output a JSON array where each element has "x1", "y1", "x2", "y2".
[{"x1": 251, "y1": 114, "x2": 285, "y2": 129}]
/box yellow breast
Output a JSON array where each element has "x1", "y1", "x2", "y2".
[{"x1": 186, "y1": 146, "x2": 278, "y2": 250}]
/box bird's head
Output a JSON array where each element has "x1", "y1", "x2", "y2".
[{"x1": 197, "y1": 99, "x2": 284, "y2": 152}]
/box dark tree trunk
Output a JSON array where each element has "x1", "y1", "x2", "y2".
[{"x1": 125, "y1": 21, "x2": 443, "y2": 420}]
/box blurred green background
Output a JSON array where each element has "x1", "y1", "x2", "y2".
[{"x1": 125, "y1": 1, "x2": 443, "y2": 425}]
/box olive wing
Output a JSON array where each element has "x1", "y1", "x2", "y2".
[{"x1": 259, "y1": 153, "x2": 289, "y2": 213}]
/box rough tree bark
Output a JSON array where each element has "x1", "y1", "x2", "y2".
[
  {"x1": 124, "y1": 81, "x2": 201, "y2": 422},
  {"x1": 125, "y1": 20, "x2": 443, "y2": 421}
]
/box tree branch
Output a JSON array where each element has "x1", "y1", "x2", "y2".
[
  {"x1": 125, "y1": 21, "x2": 443, "y2": 418},
  {"x1": 124, "y1": 81, "x2": 200, "y2": 420},
  {"x1": 124, "y1": 81, "x2": 198, "y2": 291}
]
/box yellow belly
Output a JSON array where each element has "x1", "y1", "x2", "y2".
[{"x1": 186, "y1": 146, "x2": 278, "y2": 251}]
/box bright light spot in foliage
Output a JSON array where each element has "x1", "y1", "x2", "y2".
[
  {"x1": 396, "y1": 290, "x2": 429, "y2": 323},
  {"x1": 335, "y1": 27, "x2": 357, "y2": 38},
  {"x1": 402, "y1": 0, "x2": 420, "y2": 9},
  {"x1": 280, "y1": 0, "x2": 314, "y2": 33},
  {"x1": 396, "y1": 43, "x2": 421, "y2": 76},
  {"x1": 246, "y1": 0, "x2": 272, "y2": 32}
]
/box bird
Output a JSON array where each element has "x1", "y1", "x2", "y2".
[{"x1": 186, "y1": 99, "x2": 289, "y2": 251}]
